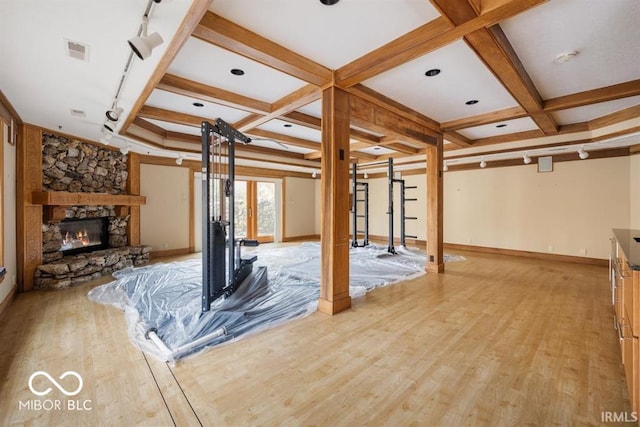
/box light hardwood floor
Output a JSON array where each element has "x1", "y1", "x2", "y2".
[{"x1": 0, "y1": 250, "x2": 633, "y2": 426}]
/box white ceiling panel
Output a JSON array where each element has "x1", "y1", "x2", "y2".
[
  {"x1": 357, "y1": 146, "x2": 394, "y2": 156},
  {"x1": 146, "y1": 89, "x2": 250, "y2": 123},
  {"x1": 458, "y1": 117, "x2": 539, "y2": 140},
  {"x1": 210, "y1": 0, "x2": 441, "y2": 69},
  {"x1": 297, "y1": 100, "x2": 322, "y2": 118},
  {"x1": 500, "y1": 0, "x2": 640, "y2": 99},
  {"x1": 551, "y1": 96, "x2": 640, "y2": 126},
  {"x1": 146, "y1": 119, "x2": 200, "y2": 136},
  {"x1": 0, "y1": 0, "x2": 191, "y2": 143},
  {"x1": 364, "y1": 40, "x2": 520, "y2": 122},
  {"x1": 257, "y1": 119, "x2": 322, "y2": 142},
  {"x1": 168, "y1": 37, "x2": 307, "y2": 102}
]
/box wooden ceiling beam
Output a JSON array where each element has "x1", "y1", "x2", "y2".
[
  {"x1": 347, "y1": 84, "x2": 440, "y2": 132},
  {"x1": 430, "y1": 0, "x2": 558, "y2": 134},
  {"x1": 350, "y1": 151, "x2": 378, "y2": 160},
  {"x1": 335, "y1": 0, "x2": 546, "y2": 88},
  {"x1": 193, "y1": 12, "x2": 332, "y2": 86},
  {"x1": 350, "y1": 94, "x2": 438, "y2": 146},
  {"x1": 157, "y1": 74, "x2": 271, "y2": 114},
  {"x1": 443, "y1": 131, "x2": 473, "y2": 148},
  {"x1": 282, "y1": 111, "x2": 321, "y2": 129},
  {"x1": 381, "y1": 142, "x2": 420, "y2": 155},
  {"x1": 589, "y1": 104, "x2": 640, "y2": 130},
  {"x1": 234, "y1": 84, "x2": 321, "y2": 132},
  {"x1": 441, "y1": 106, "x2": 527, "y2": 131},
  {"x1": 471, "y1": 129, "x2": 545, "y2": 147},
  {"x1": 544, "y1": 79, "x2": 640, "y2": 112},
  {"x1": 463, "y1": 24, "x2": 559, "y2": 135},
  {"x1": 138, "y1": 105, "x2": 209, "y2": 127},
  {"x1": 133, "y1": 117, "x2": 168, "y2": 138}
]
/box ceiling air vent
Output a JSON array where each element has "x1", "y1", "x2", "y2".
[
  {"x1": 65, "y1": 39, "x2": 89, "y2": 62},
  {"x1": 70, "y1": 109, "x2": 86, "y2": 118}
]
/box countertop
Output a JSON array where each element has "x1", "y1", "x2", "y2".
[{"x1": 613, "y1": 228, "x2": 640, "y2": 270}]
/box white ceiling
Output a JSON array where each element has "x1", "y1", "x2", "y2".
[
  {"x1": 501, "y1": 0, "x2": 640, "y2": 99},
  {"x1": 1, "y1": 0, "x2": 639, "y2": 174}
]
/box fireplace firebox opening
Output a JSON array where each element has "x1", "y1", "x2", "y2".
[{"x1": 59, "y1": 217, "x2": 109, "y2": 255}]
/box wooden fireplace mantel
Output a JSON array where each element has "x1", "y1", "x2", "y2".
[
  {"x1": 31, "y1": 191, "x2": 146, "y2": 223},
  {"x1": 31, "y1": 191, "x2": 146, "y2": 207}
]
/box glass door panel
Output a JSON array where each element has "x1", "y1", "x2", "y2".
[
  {"x1": 234, "y1": 180, "x2": 247, "y2": 239},
  {"x1": 256, "y1": 182, "x2": 275, "y2": 242}
]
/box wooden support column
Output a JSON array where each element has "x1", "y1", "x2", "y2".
[
  {"x1": 17, "y1": 125, "x2": 42, "y2": 291},
  {"x1": 127, "y1": 152, "x2": 142, "y2": 246},
  {"x1": 318, "y1": 85, "x2": 351, "y2": 315},
  {"x1": 426, "y1": 134, "x2": 444, "y2": 273}
]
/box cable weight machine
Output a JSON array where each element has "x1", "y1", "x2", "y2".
[{"x1": 201, "y1": 119, "x2": 267, "y2": 313}]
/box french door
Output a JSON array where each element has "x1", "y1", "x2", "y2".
[{"x1": 234, "y1": 180, "x2": 275, "y2": 243}]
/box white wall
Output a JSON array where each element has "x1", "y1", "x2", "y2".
[
  {"x1": 1, "y1": 121, "x2": 17, "y2": 304},
  {"x1": 140, "y1": 163, "x2": 190, "y2": 252},
  {"x1": 285, "y1": 177, "x2": 317, "y2": 238},
  {"x1": 444, "y1": 157, "x2": 630, "y2": 259},
  {"x1": 630, "y1": 154, "x2": 640, "y2": 229}
]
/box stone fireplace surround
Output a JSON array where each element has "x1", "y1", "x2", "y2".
[{"x1": 33, "y1": 133, "x2": 149, "y2": 290}]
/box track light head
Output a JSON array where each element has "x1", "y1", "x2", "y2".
[
  {"x1": 120, "y1": 145, "x2": 130, "y2": 155},
  {"x1": 128, "y1": 32, "x2": 163, "y2": 60},
  {"x1": 578, "y1": 146, "x2": 589, "y2": 160},
  {"x1": 523, "y1": 152, "x2": 532, "y2": 164},
  {"x1": 443, "y1": 162, "x2": 449, "y2": 171},
  {"x1": 103, "y1": 121, "x2": 116, "y2": 133},
  {"x1": 480, "y1": 159, "x2": 487, "y2": 168},
  {"x1": 311, "y1": 171, "x2": 317, "y2": 178},
  {"x1": 106, "y1": 107, "x2": 124, "y2": 122},
  {"x1": 176, "y1": 155, "x2": 183, "y2": 165},
  {"x1": 363, "y1": 172, "x2": 368, "y2": 179}
]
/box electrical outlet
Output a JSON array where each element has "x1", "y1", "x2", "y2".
[
  {"x1": 162, "y1": 243, "x2": 169, "y2": 249},
  {"x1": 547, "y1": 245, "x2": 554, "y2": 252},
  {"x1": 579, "y1": 248, "x2": 587, "y2": 256}
]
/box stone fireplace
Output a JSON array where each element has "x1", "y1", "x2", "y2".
[{"x1": 32, "y1": 133, "x2": 149, "y2": 290}]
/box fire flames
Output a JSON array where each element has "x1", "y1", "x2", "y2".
[{"x1": 62, "y1": 229, "x2": 91, "y2": 248}]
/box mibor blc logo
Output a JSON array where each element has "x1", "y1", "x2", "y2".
[{"x1": 19, "y1": 370, "x2": 92, "y2": 411}]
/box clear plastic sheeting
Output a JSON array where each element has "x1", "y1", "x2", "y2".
[{"x1": 88, "y1": 243, "x2": 463, "y2": 362}]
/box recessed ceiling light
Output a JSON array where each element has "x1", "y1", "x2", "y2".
[
  {"x1": 192, "y1": 102, "x2": 204, "y2": 107},
  {"x1": 425, "y1": 68, "x2": 441, "y2": 77},
  {"x1": 465, "y1": 100, "x2": 479, "y2": 105},
  {"x1": 283, "y1": 124, "x2": 293, "y2": 128},
  {"x1": 496, "y1": 124, "x2": 507, "y2": 128},
  {"x1": 320, "y1": 0, "x2": 339, "y2": 5},
  {"x1": 553, "y1": 51, "x2": 579, "y2": 64},
  {"x1": 230, "y1": 68, "x2": 245, "y2": 76}
]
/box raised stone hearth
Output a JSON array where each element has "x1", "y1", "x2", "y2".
[{"x1": 34, "y1": 246, "x2": 151, "y2": 290}]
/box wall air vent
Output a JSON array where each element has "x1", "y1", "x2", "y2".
[{"x1": 65, "y1": 39, "x2": 89, "y2": 62}]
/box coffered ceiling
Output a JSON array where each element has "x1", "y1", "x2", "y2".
[{"x1": 1, "y1": 0, "x2": 639, "y2": 174}]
